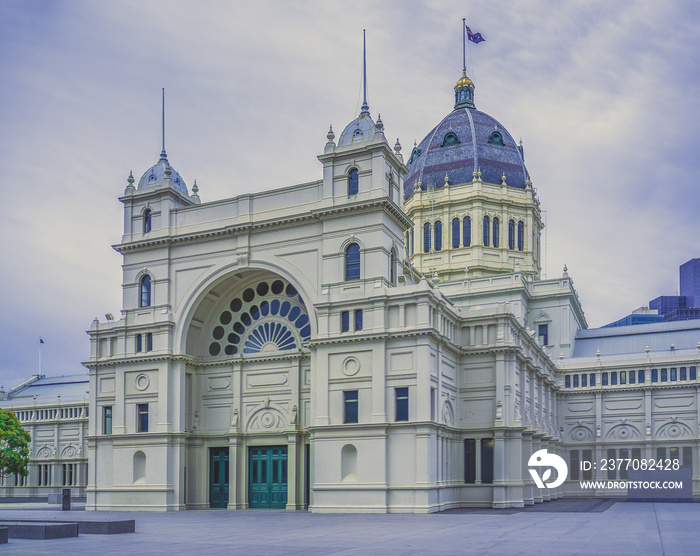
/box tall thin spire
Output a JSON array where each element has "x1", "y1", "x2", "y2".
[
  {"x1": 360, "y1": 29, "x2": 369, "y2": 115},
  {"x1": 159, "y1": 88, "x2": 168, "y2": 162}
]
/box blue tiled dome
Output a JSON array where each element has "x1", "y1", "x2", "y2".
[
  {"x1": 404, "y1": 79, "x2": 529, "y2": 198},
  {"x1": 137, "y1": 152, "x2": 188, "y2": 194}
]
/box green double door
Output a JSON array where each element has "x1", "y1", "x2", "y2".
[
  {"x1": 209, "y1": 447, "x2": 229, "y2": 508},
  {"x1": 249, "y1": 446, "x2": 288, "y2": 508}
]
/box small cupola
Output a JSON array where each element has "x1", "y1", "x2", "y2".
[{"x1": 454, "y1": 69, "x2": 475, "y2": 110}]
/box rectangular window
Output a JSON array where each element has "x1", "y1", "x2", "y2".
[
  {"x1": 657, "y1": 447, "x2": 666, "y2": 460},
  {"x1": 629, "y1": 370, "x2": 635, "y2": 384},
  {"x1": 683, "y1": 447, "x2": 692, "y2": 468},
  {"x1": 670, "y1": 367, "x2": 677, "y2": 381},
  {"x1": 565, "y1": 375, "x2": 571, "y2": 388},
  {"x1": 610, "y1": 372, "x2": 618, "y2": 386},
  {"x1": 661, "y1": 368, "x2": 668, "y2": 382},
  {"x1": 620, "y1": 371, "x2": 626, "y2": 384},
  {"x1": 691, "y1": 366, "x2": 697, "y2": 380},
  {"x1": 146, "y1": 332, "x2": 153, "y2": 352},
  {"x1": 632, "y1": 448, "x2": 642, "y2": 464},
  {"x1": 590, "y1": 373, "x2": 596, "y2": 386},
  {"x1": 581, "y1": 373, "x2": 587, "y2": 387},
  {"x1": 652, "y1": 369, "x2": 658, "y2": 382},
  {"x1": 602, "y1": 372, "x2": 608, "y2": 386},
  {"x1": 619, "y1": 448, "x2": 629, "y2": 480},
  {"x1": 395, "y1": 387, "x2": 409, "y2": 421},
  {"x1": 103, "y1": 406, "x2": 113, "y2": 435},
  {"x1": 136, "y1": 334, "x2": 142, "y2": 352},
  {"x1": 137, "y1": 403, "x2": 149, "y2": 433},
  {"x1": 430, "y1": 387, "x2": 436, "y2": 421},
  {"x1": 538, "y1": 324, "x2": 549, "y2": 346},
  {"x1": 62, "y1": 463, "x2": 75, "y2": 486},
  {"x1": 573, "y1": 374, "x2": 579, "y2": 387},
  {"x1": 680, "y1": 367, "x2": 687, "y2": 381},
  {"x1": 481, "y1": 438, "x2": 494, "y2": 484},
  {"x1": 670, "y1": 447, "x2": 680, "y2": 464},
  {"x1": 464, "y1": 439, "x2": 476, "y2": 483},
  {"x1": 354, "y1": 310, "x2": 363, "y2": 331},
  {"x1": 341, "y1": 311, "x2": 350, "y2": 332},
  {"x1": 638, "y1": 370, "x2": 645, "y2": 383},
  {"x1": 582, "y1": 449, "x2": 593, "y2": 480},
  {"x1": 570, "y1": 450, "x2": 580, "y2": 481},
  {"x1": 607, "y1": 448, "x2": 616, "y2": 480},
  {"x1": 343, "y1": 391, "x2": 358, "y2": 424}
]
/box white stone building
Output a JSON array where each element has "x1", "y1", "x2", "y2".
[
  {"x1": 559, "y1": 320, "x2": 700, "y2": 496},
  {"x1": 83, "y1": 55, "x2": 589, "y2": 513},
  {"x1": 0, "y1": 374, "x2": 89, "y2": 498},
  {"x1": 82, "y1": 52, "x2": 700, "y2": 512}
]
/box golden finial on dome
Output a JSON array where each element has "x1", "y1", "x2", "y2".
[{"x1": 454, "y1": 68, "x2": 474, "y2": 91}]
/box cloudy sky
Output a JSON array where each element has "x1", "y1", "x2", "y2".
[{"x1": 1, "y1": 1, "x2": 699, "y2": 389}]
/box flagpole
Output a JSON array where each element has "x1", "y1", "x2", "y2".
[
  {"x1": 462, "y1": 18, "x2": 466, "y2": 72},
  {"x1": 39, "y1": 338, "x2": 42, "y2": 375}
]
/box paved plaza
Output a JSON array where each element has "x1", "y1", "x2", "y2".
[{"x1": 1, "y1": 499, "x2": 700, "y2": 555}]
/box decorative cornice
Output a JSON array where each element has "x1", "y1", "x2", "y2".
[{"x1": 114, "y1": 198, "x2": 411, "y2": 253}]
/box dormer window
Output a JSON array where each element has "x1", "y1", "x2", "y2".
[
  {"x1": 488, "y1": 131, "x2": 505, "y2": 146},
  {"x1": 143, "y1": 209, "x2": 152, "y2": 234},
  {"x1": 441, "y1": 132, "x2": 460, "y2": 148},
  {"x1": 408, "y1": 147, "x2": 422, "y2": 165},
  {"x1": 348, "y1": 169, "x2": 359, "y2": 196}
]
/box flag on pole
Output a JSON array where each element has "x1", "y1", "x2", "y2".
[
  {"x1": 466, "y1": 25, "x2": 485, "y2": 44},
  {"x1": 39, "y1": 338, "x2": 44, "y2": 344}
]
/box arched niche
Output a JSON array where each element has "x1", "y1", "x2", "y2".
[
  {"x1": 133, "y1": 451, "x2": 146, "y2": 484},
  {"x1": 341, "y1": 444, "x2": 357, "y2": 483}
]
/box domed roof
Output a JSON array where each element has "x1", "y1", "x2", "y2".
[
  {"x1": 338, "y1": 109, "x2": 377, "y2": 147},
  {"x1": 137, "y1": 150, "x2": 188, "y2": 194},
  {"x1": 404, "y1": 74, "x2": 529, "y2": 198}
]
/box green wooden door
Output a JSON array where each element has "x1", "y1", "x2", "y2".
[
  {"x1": 209, "y1": 447, "x2": 229, "y2": 508},
  {"x1": 249, "y1": 446, "x2": 287, "y2": 508}
]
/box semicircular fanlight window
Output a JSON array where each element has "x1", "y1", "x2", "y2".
[{"x1": 208, "y1": 278, "x2": 311, "y2": 358}]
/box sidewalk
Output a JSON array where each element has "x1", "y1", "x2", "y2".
[{"x1": 1, "y1": 500, "x2": 699, "y2": 555}]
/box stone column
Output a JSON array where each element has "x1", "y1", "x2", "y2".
[
  {"x1": 227, "y1": 434, "x2": 243, "y2": 509},
  {"x1": 492, "y1": 430, "x2": 507, "y2": 508}
]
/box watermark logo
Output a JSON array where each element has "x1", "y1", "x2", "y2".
[{"x1": 528, "y1": 449, "x2": 567, "y2": 488}]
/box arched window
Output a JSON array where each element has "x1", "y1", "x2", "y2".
[
  {"x1": 483, "y1": 216, "x2": 490, "y2": 246},
  {"x1": 140, "y1": 275, "x2": 151, "y2": 307},
  {"x1": 452, "y1": 218, "x2": 460, "y2": 248},
  {"x1": 517, "y1": 221, "x2": 524, "y2": 251},
  {"x1": 348, "y1": 169, "x2": 359, "y2": 195},
  {"x1": 463, "y1": 216, "x2": 471, "y2": 247},
  {"x1": 508, "y1": 220, "x2": 515, "y2": 250},
  {"x1": 434, "y1": 221, "x2": 442, "y2": 252},
  {"x1": 143, "y1": 209, "x2": 152, "y2": 233},
  {"x1": 390, "y1": 248, "x2": 397, "y2": 285},
  {"x1": 423, "y1": 222, "x2": 431, "y2": 253},
  {"x1": 345, "y1": 243, "x2": 360, "y2": 280},
  {"x1": 492, "y1": 218, "x2": 499, "y2": 248}
]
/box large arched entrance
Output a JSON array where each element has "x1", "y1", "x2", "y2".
[{"x1": 181, "y1": 269, "x2": 313, "y2": 510}]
